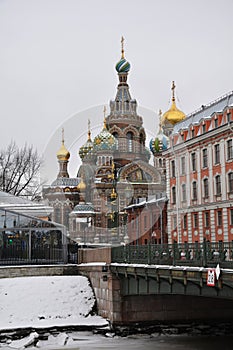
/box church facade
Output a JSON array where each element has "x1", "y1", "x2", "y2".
[{"x1": 42, "y1": 39, "x2": 183, "y2": 245}]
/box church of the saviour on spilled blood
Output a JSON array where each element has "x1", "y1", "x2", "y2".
[{"x1": 42, "y1": 38, "x2": 186, "y2": 245}]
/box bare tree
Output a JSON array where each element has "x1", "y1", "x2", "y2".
[{"x1": 0, "y1": 142, "x2": 42, "y2": 200}]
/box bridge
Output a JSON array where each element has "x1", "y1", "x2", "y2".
[{"x1": 78, "y1": 241, "x2": 233, "y2": 325}]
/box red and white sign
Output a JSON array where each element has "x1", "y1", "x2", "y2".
[{"x1": 207, "y1": 269, "x2": 215, "y2": 286}]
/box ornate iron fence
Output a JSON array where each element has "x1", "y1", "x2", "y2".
[{"x1": 111, "y1": 241, "x2": 233, "y2": 268}]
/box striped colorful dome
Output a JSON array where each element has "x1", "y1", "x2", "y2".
[{"x1": 115, "y1": 57, "x2": 131, "y2": 73}]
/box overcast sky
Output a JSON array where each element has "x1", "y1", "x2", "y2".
[{"x1": 0, "y1": 0, "x2": 233, "y2": 182}]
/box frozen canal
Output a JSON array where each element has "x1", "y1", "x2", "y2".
[{"x1": 1, "y1": 331, "x2": 233, "y2": 350}]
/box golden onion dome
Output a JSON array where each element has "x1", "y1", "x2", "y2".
[
  {"x1": 56, "y1": 129, "x2": 70, "y2": 161},
  {"x1": 77, "y1": 177, "x2": 86, "y2": 191},
  {"x1": 162, "y1": 81, "x2": 186, "y2": 125}
]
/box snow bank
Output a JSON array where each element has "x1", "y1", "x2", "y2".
[{"x1": 0, "y1": 276, "x2": 108, "y2": 331}]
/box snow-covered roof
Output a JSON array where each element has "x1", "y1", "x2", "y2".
[
  {"x1": 124, "y1": 196, "x2": 167, "y2": 210},
  {"x1": 0, "y1": 191, "x2": 53, "y2": 217},
  {"x1": 50, "y1": 177, "x2": 80, "y2": 187},
  {"x1": 173, "y1": 90, "x2": 233, "y2": 133}
]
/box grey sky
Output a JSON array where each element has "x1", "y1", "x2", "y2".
[{"x1": 0, "y1": 0, "x2": 233, "y2": 182}]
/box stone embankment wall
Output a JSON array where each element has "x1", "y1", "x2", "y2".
[
  {"x1": 0, "y1": 265, "x2": 79, "y2": 278},
  {"x1": 78, "y1": 247, "x2": 123, "y2": 323}
]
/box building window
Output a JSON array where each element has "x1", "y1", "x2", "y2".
[
  {"x1": 112, "y1": 132, "x2": 119, "y2": 150},
  {"x1": 173, "y1": 216, "x2": 177, "y2": 230},
  {"x1": 171, "y1": 160, "x2": 176, "y2": 177},
  {"x1": 193, "y1": 213, "x2": 198, "y2": 229},
  {"x1": 191, "y1": 152, "x2": 196, "y2": 171},
  {"x1": 182, "y1": 183, "x2": 186, "y2": 202},
  {"x1": 214, "y1": 144, "x2": 220, "y2": 164},
  {"x1": 204, "y1": 211, "x2": 210, "y2": 228},
  {"x1": 228, "y1": 172, "x2": 233, "y2": 193},
  {"x1": 181, "y1": 156, "x2": 185, "y2": 175},
  {"x1": 227, "y1": 139, "x2": 233, "y2": 160},
  {"x1": 144, "y1": 216, "x2": 147, "y2": 230},
  {"x1": 230, "y1": 209, "x2": 233, "y2": 226},
  {"x1": 227, "y1": 112, "x2": 231, "y2": 123},
  {"x1": 192, "y1": 181, "x2": 197, "y2": 200},
  {"x1": 203, "y1": 178, "x2": 209, "y2": 198},
  {"x1": 214, "y1": 118, "x2": 218, "y2": 128},
  {"x1": 202, "y1": 148, "x2": 208, "y2": 168},
  {"x1": 191, "y1": 129, "x2": 195, "y2": 138},
  {"x1": 217, "y1": 210, "x2": 222, "y2": 226},
  {"x1": 215, "y1": 175, "x2": 221, "y2": 195},
  {"x1": 183, "y1": 214, "x2": 187, "y2": 230},
  {"x1": 172, "y1": 186, "x2": 176, "y2": 204},
  {"x1": 202, "y1": 124, "x2": 206, "y2": 133},
  {"x1": 126, "y1": 132, "x2": 133, "y2": 152}
]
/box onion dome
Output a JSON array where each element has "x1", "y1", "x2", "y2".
[
  {"x1": 162, "y1": 81, "x2": 186, "y2": 125},
  {"x1": 115, "y1": 36, "x2": 131, "y2": 73},
  {"x1": 56, "y1": 128, "x2": 70, "y2": 161},
  {"x1": 79, "y1": 120, "x2": 94, "y2": 161},
  {"x1": 94, "y1": 115, "x2": 116, "y2": 152},
  {"x1": 150, "y1": 110, "x2": 169, "y2": 154},
  {"x1": 115, "y1": 58, "x2": 130, "y2": 73},
  {"x1": 77, "y1": 177, "x2": 86, "y2": 191}
]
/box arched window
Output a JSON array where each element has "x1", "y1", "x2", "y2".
[
  {"x1": 192, "y1": 181, "x2": 197, "y2": 200},
  {"x1": 203, "y1": 178, "x2": 209, "y2": 198},
  {"x1": 171, "y1": 186, "x2": 176, "y2": 204},
  {"x1": 139, "y1": 133, "x2": 144, "y2": 152},
  {"x1": 126, "y1": 132, "x2": 133, "y2": 152},
  {"x1": 182, "y1": 184, "x2": 186, "y2": 202},
  {"x1": 215, "y1": 175, "x2": 221, "y2": 195},
  {"x1": 228, "y1": 172, "x2": 233, "y2": 193},
  {"x1": 112, "y1": 132, "x2": 118, "y2": 150}
]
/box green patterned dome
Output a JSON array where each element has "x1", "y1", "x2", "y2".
[
  {"x1": 93, "y1": 120, "x2": 116, "y2": 151},
  {"x1": 79, "y1": 131, "x2": 94, "y2": 160},
  {"x1": 115, "y1": 57, "x2": 131, "y2": 73}
]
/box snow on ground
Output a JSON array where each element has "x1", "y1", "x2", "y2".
[{"x1": 0, "y1": 276, "x2": 108, "y2": 331}]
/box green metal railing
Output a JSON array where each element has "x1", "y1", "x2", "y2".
[{"x1": 111, "y1": 241, "x2": 233, "y2": 268}]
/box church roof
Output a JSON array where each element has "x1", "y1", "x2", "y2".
[
  {"x1": 173, "y1": 90, "x2": 233, "y2": 133},
  {"x1": 51, "y1": 178, "x2": 79, "y2": 187},
  {"x1": 0, "y1": 191, "x2": 53, "y2": 217},
  {"x1": 72, "y1": 203, "x2": 95, "y2": 214}
]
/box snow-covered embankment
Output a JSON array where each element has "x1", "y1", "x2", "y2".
[{"x1": 0, "y1": 276, "x2": 108, "y2": 331}]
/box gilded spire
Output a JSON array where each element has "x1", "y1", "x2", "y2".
[
  {"x1": 171, "y1": 81, "x2": 176, "y2": 102},
  {"x1": 121, "y1": 36, "x2": 125, "y2": 59},
  {"x1": 103, "y1": 106, "x2": 107, "y2": 129},
  {"x1": 62, "y1": 127, "x2": 65, "y2": 144},
  {"x1": 159, "y1": 109, "x2": 162, "y2": 129},
  {"x1": 88, "y1": 119, "x2": 91, "y2": 141}
]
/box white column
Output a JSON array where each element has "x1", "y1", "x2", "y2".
[
  {"x1": 210, "y1": 209, "x2": 215, "y2": 241},
  {"x1": 198, "y1": 211, "x2": 203, "y2": 242},
  {"x1": 166, "y1": 158, "x2": 172, "y2": 243},
  {"x1": 187, "y1": 152, "x2": 191, "y2": 206},
  {"x1": 197, "y1": 148, "x2": 202, "y2": 204},
  {"x1": 223, "y1": 207, "x2": 228, "y2": 241},
  {"x1": 220, "y1": 139, "x2": 226, "y2": 200},
  {"x1": 187, "y1": 212, "x2": 192, "y2": 243},
  {"x1": 208, "y1": 144, "x2": 214, "y2": 202}
]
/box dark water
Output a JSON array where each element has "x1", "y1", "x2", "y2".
[
  {"x1": 1, "y1": 326, "x2": 233, "y2": 349},
  {"x1": 39, "y1": 332, "x2": 233, "y2": 350},
  {"x1": 66, "y1": 334, "x2": 233, "y2": 350}
]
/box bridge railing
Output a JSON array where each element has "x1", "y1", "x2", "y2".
[{"x1": 111, "y1": 241, "x2": 233, "y2": 268}]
